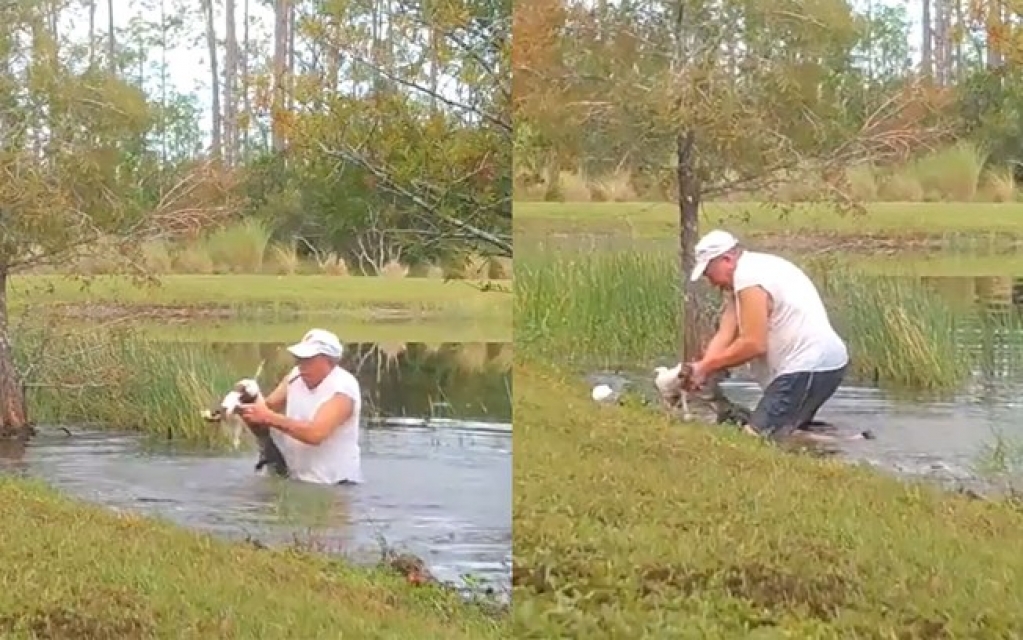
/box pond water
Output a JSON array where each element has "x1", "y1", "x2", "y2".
[
  {"x1": 587, "y1": 276, "x2": 1023, "y2": 495},
  {"x1": 3, "y1": 341, "x2": 513, "y2": 595}
]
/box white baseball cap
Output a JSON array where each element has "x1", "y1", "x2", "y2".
[
  {"x1": 690, "y1": 229, "x2": 739, "y2": 282},
  {"x1": 287, "y1": 328, "x2": 343, "y2": 359}
]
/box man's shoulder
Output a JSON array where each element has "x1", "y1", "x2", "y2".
[
  {"x1": 737, "y1": 251, "x2": 800, "y2": 279},
  {"x1": 330, "y1": 367, "x2": 362, "y2": 394}
]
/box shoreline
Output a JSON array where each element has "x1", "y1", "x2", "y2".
[
  {"x1": 514, "y1": 356, "x2": 1023, "y2": 635},
  {"x1": 0, "y1": 476, "x2": 508, "y2": 638}
]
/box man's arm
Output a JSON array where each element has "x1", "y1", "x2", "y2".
[
  {"x1": 264, "y1": 392, "x2": 355, "y2": 446},
  {"x1": 701, "y1": 296, "x2": 739, "y2": 362},
  {"x1": 700, "y1": 286, "x2": 770, "y2": 373},
  {"x1": 262, "y1": 374, "x2": 291, "y2": 413}
]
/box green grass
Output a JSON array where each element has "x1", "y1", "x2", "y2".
[
  {"x1": 516, "y1": 250, "x2": 972, "y2": 391},
  {"x1": 17, "y1": 329, "x2": 245, "y2": 448},
  {"x1": 9, "y1": 274, "x2": 512, "y2": 323},
  {"x1": 515, "y1": 250, "x2": 679, "y2": 365},
  {"x1": 64, "y1": 318, "x2": 511, "y2": 344},
  {"x1": 513, "y1": 357, "x2": 1023, "y2": 637},
  {"x1": 0, "y1": 476, "x2": 504, "y2": 639},
  {"x1": 514, "y1": 201, "x2": 1023, "y2": 240}
]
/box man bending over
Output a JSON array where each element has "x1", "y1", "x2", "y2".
[{"x1": 684, "y1": 230, "x2": 866, "y2": 442}]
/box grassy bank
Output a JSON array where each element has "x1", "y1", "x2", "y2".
[
  {"x1": 0, "y1": 476, "x2": 503, "y2": 639},
  {"x1": 9, "y1": 274, "x2": 512, "y2": 324},
  {"x1": 40, "y1": 217, "x2": 514, "y2": 280},
  {"x1": 516, "y1": 250, "x2": 971, "y2": 390},
  {"x1": 514, "y1": 201, "x2": 1023, "y2": 241},
  {"x1": 513, "y1": 358, "x2": 1023, "y2": 636}
]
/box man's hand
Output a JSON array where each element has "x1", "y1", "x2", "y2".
[
  {"x1": 237, "y1": 402, "x2": 275, "y2": 426},
  {"x1": 683, "y1": 360, "x2": 711, "y2": 391}
]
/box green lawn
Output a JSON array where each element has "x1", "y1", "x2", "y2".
[
  {"x1": 514, "y1": 201, "x2": 1023, "y2": 239},
  {"x1": 0, "y1": 477, "x2": 505, "y2": 639},
  {"x1": 115, "y1": 318, "x2": 511, "y2": 344},
  {"x1": 9, "y1": 274, "x2": 512, "y2": 323},
  {"x1": 514, "y1": 357, "x2": 1023, "y2": 636}
]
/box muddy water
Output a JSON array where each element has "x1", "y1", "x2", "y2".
[{"x1": 3, "y1": 341, "x2": 513, "y2": 594}]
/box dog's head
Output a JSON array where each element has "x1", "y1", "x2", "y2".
[{"x1": 200, "y1": 378, "x2": 263, "y2": 423}]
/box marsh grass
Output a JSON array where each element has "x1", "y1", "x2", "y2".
[
  {"x1": 806, "y1": 258, "x2": 973, "y2": 389},
  {"x1": 0, "y1": 476, "x2": 504, "y2": 639},
  {"x1": 517, "y1": 250, "x2": 972, "y2": 390},
  {"x1": 513, "y1": 358, "x2": 1023, "y2": 636},
  {"x1": 16, "y1": 329, "x2": 243, "y2": 448},
  {"x1": 516, "y1": 251, "x2": 680, "y2": 366}
]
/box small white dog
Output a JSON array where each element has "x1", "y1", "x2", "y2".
[
  {"x1": 200, "y1": 378, "x2": 262, "y2": 450},
  {"x1": 200, "y1": 376, "x2": 290, "y2": 476},
  {"x1": 654, "y1": 363, "x2": 692, "y2": 420}
]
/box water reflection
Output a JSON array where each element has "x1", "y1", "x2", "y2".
[
  {"x1": 923, "y1": 275, "x2": 1023, "y2": 313},
  {"x1": 205, "y1": 341, "x2": 513, "y2": 422}
]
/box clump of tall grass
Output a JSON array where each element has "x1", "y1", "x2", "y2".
[
  {"x1": 808, "y1": 258, "x2": 972, "y2": 390},
  {"x1": 981, "y1": 167, "x2": 1017, "y2": 202},
  {"x1": 519, "y1": 248, "x2": 971, "y2": 391},
  {"x1": 516, "y1": 250, "x2": 680, "y2": 365},
  {"x1": 269, "y1": 241, "x2": 302, "y2": 275},
  {"x1": 517, "y1": 142, "x2": 1017, "y2": 204},
  {"x1": 203, "y1": 218, "x2": 273, "y2": 273},
  {"x1": 908, "y1": 141, "x2": 988, "y2": 202},
  {"x1": 14, "y1": 328, "x2": 247, "y2": 449}
]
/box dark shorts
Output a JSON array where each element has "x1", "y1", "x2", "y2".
[{"x1": 750, "y1": 365, "x2": 847, "y2": 438}]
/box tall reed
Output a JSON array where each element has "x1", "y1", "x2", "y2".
[{"x1": 519, "y1": 250, "x2": 973, "y2": 390}]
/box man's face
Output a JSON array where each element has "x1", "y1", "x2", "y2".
[
  {"x1": 295, "y1": 354, "x2": 332, "y2": 387},
  {"x1": 704, "y1": 253, "x2": 737, "y2": 289}
]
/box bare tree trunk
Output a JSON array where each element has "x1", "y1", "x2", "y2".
[
  {"x1": 272, "y1": 0, "x2": 290, "y2": 152},
  {"x1": 677, "y1": 130, "x2": 704, "y2": 363},
  {"x1": 160, "y1": 0, "x2": 167, "y2": 165},
  {"x1": 287, "y1": 0, "x2": 295, "y2": 114},
  {"x1": 241, "y1": 0, "x2": 250, "y2": 153},
  {"x1": 107, "y1": 0, "x2": 116, "y2": 75},
  {"x1": 987, "y1": 1, "x2": 1003, "y2": 70},
  {"x1": 224, "y1": 0, "x2": 238, "y2": 166},
  {"x1": 88, "y1": 0, "x2": 96, "y2": 68},
  {"x1": 202, "y1": 0, "x2": 222, "y2": 160},
  {"x1": 673, "y1": 0, "x2": 706, "y2": 364},
  {"x1": 921, "y1": 0, "x2": 932, "y2": 79},
  {"x1": 0, "y1": 268, "x2": 28, "y2": 436}
]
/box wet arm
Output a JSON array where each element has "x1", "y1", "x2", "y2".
[{"x1": 265, "y1": 393, "x2": 355, "y2": 446}]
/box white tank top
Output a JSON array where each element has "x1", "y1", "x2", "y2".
[
  {"x1": 732, "y1": 251, "x2": 848, "y2": 387},
  {"x1": 269, "y1": 366, "x2": 364, "y2": 484}
]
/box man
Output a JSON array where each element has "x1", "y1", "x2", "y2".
[
  {"x1": 684, "y1": 229, "x2": 854, "y2": 442},
  {"x1": 237, "y1": 328, "x2": 364, "y2": 484}
]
